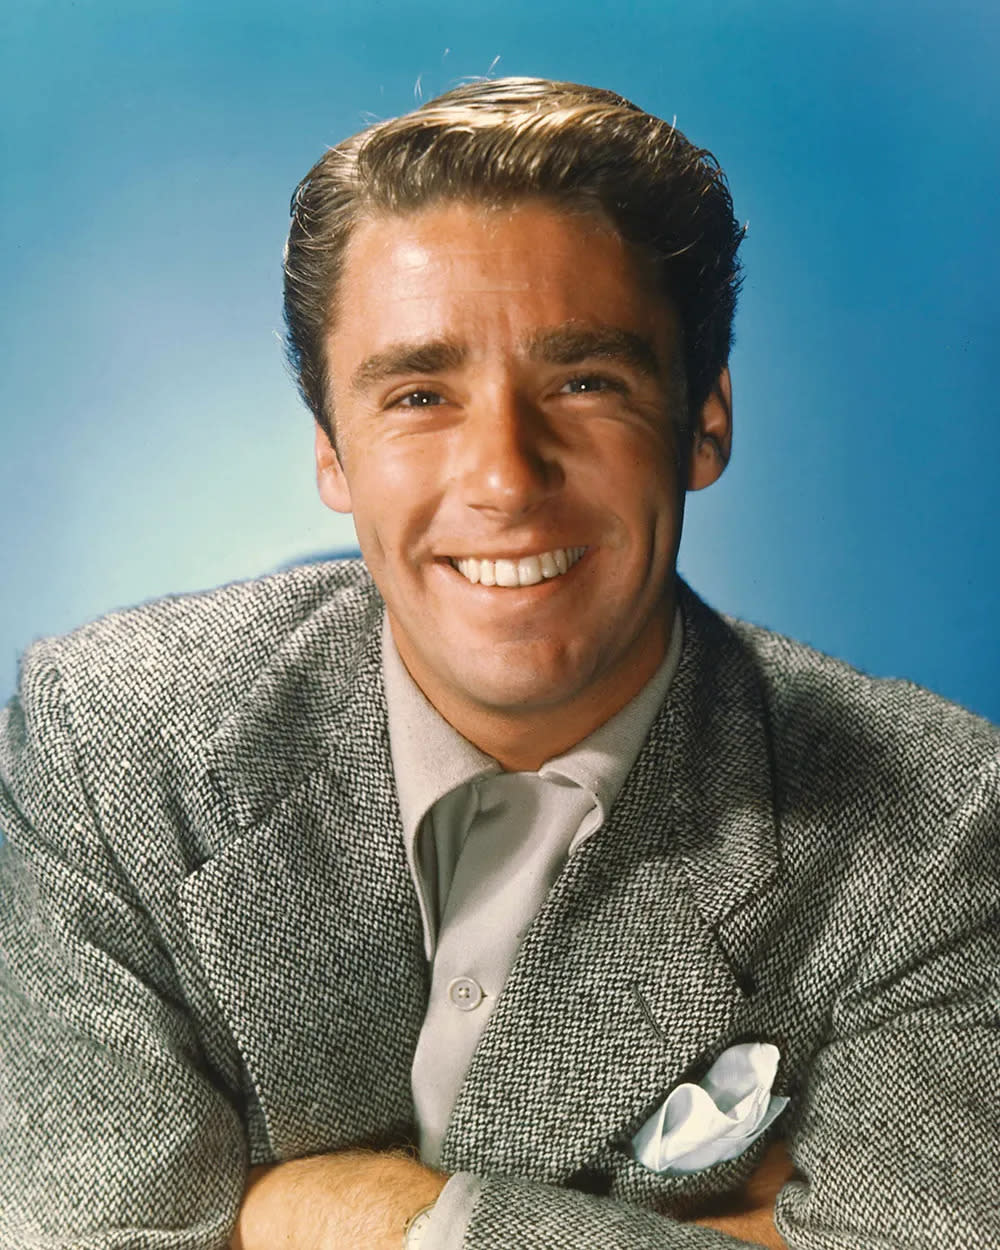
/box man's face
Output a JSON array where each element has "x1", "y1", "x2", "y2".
[{"x1": 317, "y1": 200, "x2": 729, "y2": 752}]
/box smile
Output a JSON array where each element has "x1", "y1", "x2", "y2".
[{"x1": 449, "y1": 546, "x2": 587, "y2": 587}]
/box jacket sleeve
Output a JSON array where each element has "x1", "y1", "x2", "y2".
[
  {"x1": 0, "y1": 653, "x2": 248, "y2": 1250},
  {"x1": 456, "y1": 758, "x2": 1000, "y2": 1250},
  {"x1": 771, "y1": 752, "x2": 1000, "y2": 1249}
]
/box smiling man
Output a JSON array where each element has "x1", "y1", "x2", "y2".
[
  {"x1": 316, "y1": 199, "x2": 727, "y2": 771},
  {"x1": 1, "y1": 79, "x2": 998, "y2": 1250}
]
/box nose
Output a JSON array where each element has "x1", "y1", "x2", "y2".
[{"x1": 456, "y1": 388, "x2": 564, "y2": 519}]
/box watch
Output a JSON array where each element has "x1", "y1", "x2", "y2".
[{"x1": 403, "y1": 1201, "x2": 436, "y2": 1248}]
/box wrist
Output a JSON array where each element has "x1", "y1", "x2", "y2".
[{"x1": 233, "y1": 1149, "x2": 448, "y2": 1250}]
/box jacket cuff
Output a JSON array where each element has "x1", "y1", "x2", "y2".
[{"x1": 418, "y1": 1171, "x2": 483, "y2": 1249}]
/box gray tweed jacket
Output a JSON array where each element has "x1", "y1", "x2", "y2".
[{"x1": 0, "y1": 560, "x2": 997, "y2": 1249}]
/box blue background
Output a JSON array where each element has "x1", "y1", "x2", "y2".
[{"x1": 2, "y1": 0, "x2": 997, "y2": 721}]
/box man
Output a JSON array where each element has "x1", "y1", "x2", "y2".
[{"x1": 0, "y1": 78, "x2": 996, "y2": 1250}]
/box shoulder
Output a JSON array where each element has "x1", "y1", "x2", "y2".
[
  {"x1": 723, "y1": 607, "x2": 998, "y2": 829},
  {"x1": 11, "y1": 558, "x2": 381, "y2": 750}
]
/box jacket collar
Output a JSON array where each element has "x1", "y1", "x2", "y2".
[
  {"x1": 203, "y1": 567, "x2": 387, "y2": 831},
  {"x1": 666, "y1": 580, "x2": 780, "y2": 930},
  {"x1": 199, "y1": 570, "x2": 772, "y2": 895}
]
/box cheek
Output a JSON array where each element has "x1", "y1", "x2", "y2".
[
  {"x1": 348, "y1": 439, "x2": 445, "y2": 545},
  {"x1": 577, "y1": 429, "x2": 679, "y2": 512},
  {"x1": 578, "y1": 404, "x2": 678, "y2": 466}
]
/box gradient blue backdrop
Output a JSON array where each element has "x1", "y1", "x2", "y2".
[{"x1": 2, "y1": 0, "x2": 997, "y2": 721}]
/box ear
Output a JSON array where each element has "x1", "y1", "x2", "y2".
[
  {"x1": 314, "y1": 421, "x2": 353, "y2": 513},
  {"x1": 687, "y1": 367, "x2": 733, "y2": 492}
]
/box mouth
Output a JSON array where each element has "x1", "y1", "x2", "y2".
[{"x1": 447, "y1": 546, "x2": 587, "y2": 588}]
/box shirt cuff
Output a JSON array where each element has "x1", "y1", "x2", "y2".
[{"x1": 418, "y1": 1171, "x2": 483, "y2": 1250}]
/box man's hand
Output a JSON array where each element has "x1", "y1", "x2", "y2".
[
  {"x1": 690, "y1": 1139, "x2": 796, "y2": 1248},
  {"x1": 230, "y1": 1148, "x2": 449, "y2": 1250}
]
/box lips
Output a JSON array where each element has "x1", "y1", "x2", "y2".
[{"x1": 449, "y1": 546, "x2": 587, "y2": 587}]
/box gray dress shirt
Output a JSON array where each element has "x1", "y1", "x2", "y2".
[{"x1": 382, "y1": 611, "x2": 683, "y2": 1248}]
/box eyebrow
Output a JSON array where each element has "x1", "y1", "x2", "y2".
[
  {"x1": 350, "y1": 340, "x2": 468, "y2": 395},
  {"x1": 524, "y1": 325, "x2": 663, "y2": 379},
  {"x1": 348, "y1": 324, "x2": 663, "y2": 396}
]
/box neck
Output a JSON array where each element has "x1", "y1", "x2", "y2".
[{"x1": 441, "y1": 693, "x2": 645, "y2": 772}]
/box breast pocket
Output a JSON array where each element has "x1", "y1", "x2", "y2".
[{"x1": 571, "y1": 1129, "x2": 775, "y2": 1219}]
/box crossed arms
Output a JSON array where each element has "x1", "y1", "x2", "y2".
[
  {"x1": 230, "y1": 1142, "x2": 795, "y2": 1249},
  {"x1": 1, "y1": 655, "x2": 998, "y2": 1249}
]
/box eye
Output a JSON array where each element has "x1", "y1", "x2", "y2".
[
  {"x1": 560, "y1": 373, "x2": 627, "y2": 396},
  {"x1": 390, "y1": 389, "x2": 446, "y2": 409}
]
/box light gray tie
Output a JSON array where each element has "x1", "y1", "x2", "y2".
[{"x1": 411, "y1": 770, "x2": 596, "y2": 1165}]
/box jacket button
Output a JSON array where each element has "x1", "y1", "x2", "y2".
[{"x1": 447, "y1": 976, "x2": 485, "y2": 1011}]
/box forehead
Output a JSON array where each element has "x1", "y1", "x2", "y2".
[{"x1": 329, "y1": 199, "x2": 671, "y2": 357}]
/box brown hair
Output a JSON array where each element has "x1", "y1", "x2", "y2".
[{"x1": 284, "y1": 77, "x2": 743, "y2": 443}]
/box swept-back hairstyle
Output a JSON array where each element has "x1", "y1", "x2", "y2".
[{"x1": 284, "y1": 77, "x2": 743, "y2": 443}]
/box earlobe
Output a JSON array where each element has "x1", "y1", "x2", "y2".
[
  {"x1": 688, "y1": 367, "x2": 733, "y2": 492},
  {"x1": 314, "y1": 422, "x2": 353, "y2": 514}
]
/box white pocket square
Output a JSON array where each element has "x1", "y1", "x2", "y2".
[{"x1": 631, "y1": 1041, "x2": 789, "y2": 1175}]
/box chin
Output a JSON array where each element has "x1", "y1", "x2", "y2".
[{"x1": 445, "y1": 652, "x2": 588, "y2": 713}]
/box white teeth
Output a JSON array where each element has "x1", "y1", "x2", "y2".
[
  {"x1": 450, "y1": 546, "x2": 586, "y2": 587},
  {"x1": 518, "y1": 555, "x2": 542, "y2": 586}
]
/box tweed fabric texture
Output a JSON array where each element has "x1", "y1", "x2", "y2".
[{"x1": 0, "y1": 559, "x2": 997, "y2": 1248}]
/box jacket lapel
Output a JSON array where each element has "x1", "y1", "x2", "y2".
[
  {"x1": 177, "y1": 579, "x2": 428, "y2": 1159},
  {"x1": 440, "y1": 581, "x2": 783, "y2": 1182}
]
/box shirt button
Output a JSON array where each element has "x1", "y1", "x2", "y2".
[{"x1": 447, "y1": 976, "x2": 485, "y2": 1011}]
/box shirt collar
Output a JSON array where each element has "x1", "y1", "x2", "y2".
[{"x1": 382, "y1": 605, "x2": 684, "y2": 844}]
